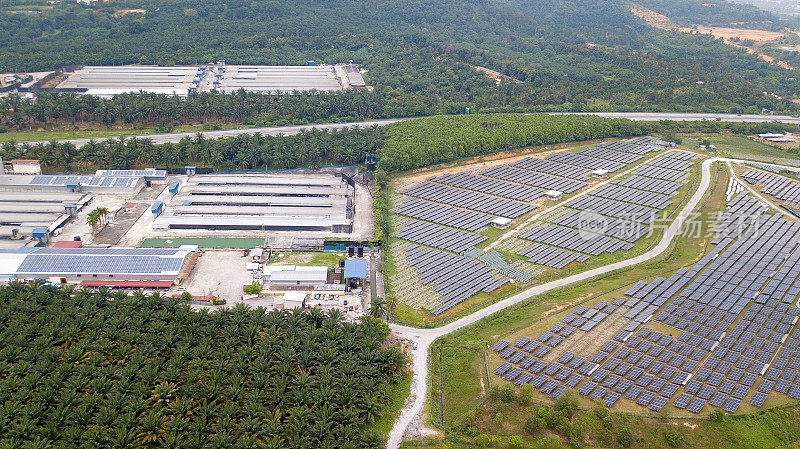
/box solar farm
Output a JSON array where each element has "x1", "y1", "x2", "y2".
[
  {"x1": 387, "y1": 137, "x2": 697, "y2": 316},
  {"x1": 490, "y1": 190, "x2": 800, "y2": 415},
  {"x1": 740, "y1": 168, "x2": 800, "y2": 208}
]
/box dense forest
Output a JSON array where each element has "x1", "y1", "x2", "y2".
[
  {"x1": 0, "y1": 284, "x2": 404, "y2": 448},
  {"x1": 1, "y1": 0, "x2": 800, "y2": 130}
]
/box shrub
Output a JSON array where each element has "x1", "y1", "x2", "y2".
[
  {"x1": 553, "y1": 388, "x2": 579, "y2": 419},
  {"x1": 243, "y1": 281, "x2": 262, "y2": 295},
  {"x1": 603, "y1": 415, "x2": 614, "y2": 429},
  {"x1": 569, "y1": 422, "x2": 585, "y2": 449},
  {"x1": 555, "y1": 417, "x2": 571, "y2": 437},
  {"x1": 664, "y1": 430, "x2": 683, "y2": 448},
  {"x1": 709, "y1": 410, "x2": 724, "y2": 422},
  {"x1": 474, "y1": 434, "x2": 491, "y2": 447},
  {"x1": 179, "y1": 291, "x2": 192, "y2": 302},
  {"x1": 617, "y1": 428, "x2": 633, "y2": 448},
  {"x1": 508, "y1": 435, "x2": 524, "y2": 448},
  {"x1": 593, "y1": 398, "x2": 609, "y2": 420},
  {"x1": 537, "y1": 435, "x2": 564, "y2": 449},
  {"x1": 518, "y1": 384, "x2": 533, "y2": 406},
  {"x1": 525, "y1": 415, "x2": 545, "y2": 435},
  {"x1": 500, "y1": 384, "x2": 517, "y2": 403},
  {"x1": 451, "y1": 412, "x2": 477, "y2": 435}
]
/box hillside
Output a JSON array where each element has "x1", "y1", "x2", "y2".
[{"x1": 1, "y1": 0, "x2": 799, "y2": 118}]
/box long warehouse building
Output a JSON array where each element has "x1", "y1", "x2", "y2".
[
  {"x1": 0, "y1": 247, "x2": 197, "y2": 286},
  {"x1": 153, "y1": 174, "x2": 355, "y2": 232}
]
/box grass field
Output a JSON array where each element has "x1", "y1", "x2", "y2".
[
  {"x1": 682, "y1": 133, "x2": 800, "y2": 164},
  {"x1": 422, "y1": 163, "x2": 779, "y2": 442},
  {"x1": 367, "y1": 372, "x2": 413, "y2": 438}
]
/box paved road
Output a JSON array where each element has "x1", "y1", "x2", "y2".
[
  {"x1": 15, "y1": 112, "x2": 800, "y2": 147},
  {"x1": 385, "y1": 156, "x2": 721, "y2": 449},
  {"x1": 19, "y1": 119, "x2": 404, "y2": 147}
]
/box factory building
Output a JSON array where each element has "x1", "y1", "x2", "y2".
[
  {"x1": 57, "y1": 66, "x2": 200, "y2": 98},
  {"x1": 57, "y1": 63, "x2": 370, "y2": 97},
  {"x1": 0, "y1": 246, "x2": 197, "y2": 286},
  {"x1": 152, "y1": 173, "x2": 354, "y2": 232},
  {"x1": 0, "y1": 174, "x2": 145, "y2": 194}
]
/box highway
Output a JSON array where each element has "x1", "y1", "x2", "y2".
[
  {"x1": 386, "y1": 156, "x2": 722, "y2": 449},
  {"x1": 14, "y1": 112, "x2": 800, "y2": 147},
  {"x1": 18, "y1": 119, "x2": 404, "y2": 147}
]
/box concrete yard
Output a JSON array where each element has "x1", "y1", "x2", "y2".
[{"x1": 178, "y1": 250, "x2": 254, "y2": 301}]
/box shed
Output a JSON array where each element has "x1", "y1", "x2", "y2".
[
  {"x1": 32, "y1": 228, "x2": 49, "y2": 243},
  {"x1": 10, "y1": 159, "x2": 41, "y2": 174},
  {"x1": 546, "y1": 190, "x2": 563, "y2": 200},
  {"x1": 490, "y1": 217, "x2": 512, "y2": 229},
  {"x1": 591, "y1": 169, "x2": 609, "y2": 178},
  {"x1": 65, "y1": 181, "x2": 81, "y2": 192},
  {"x1": 168, "y1": 181, "x2": 180, "y2": 193},
  {"x1": 249, "y1": 247, "x2": 264, "y2": 262},
  {"x1": 151, "y1": 201, "x2": 164, "y2": 215},
  {"x1": 282, "y1": 292, "x2": 306, "y2": 309},
  {"x1": 343, "y1": 259, "x2": 367, "y2": 279}
]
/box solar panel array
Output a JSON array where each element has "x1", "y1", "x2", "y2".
[
  {"x1": 392, "y1": 217, "x2": 488, "y2": 254},
  {"x1": 392, "y1": 196, "x2": 494, "y2": 231},
  {"x1": 429, "y1": 173, "x2": 546, "y2": 202},
  {"x1": 402, "y1": 182, "x2": 535, "y2": 218},
  {"x1": 15, "y1": 248, "x2": 188, "y2": 275},
  {"x1": 490, "y1": 191, "x2": 800, "y2": 414},
  {"x1": 741, "y1": 169, "x2": 800, "y2": 206},
  {"x1": 511, "y1": 150, "x2": 695, "y2": 268},
  {"x1": 404, "y1": 244, "x2": 508, "y2": 314},
  {"x1": 28, "y1": 175, "x2": 142, "y2": 190},
  {"x1": 510, "y1": 158, "x2": 591, "y2": 181},
  {"x1": 480, "y1": 166, "x2": 587, "y2": 194},
  {"x1": 519, "y1": 223, "x2": 633, "y2": 255}
]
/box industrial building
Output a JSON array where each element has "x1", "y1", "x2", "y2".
[
  {"x1": 0, "y1": 247, "x2": 197, "y2": 286},
  {"x1": 0, "y1": 191, "x2": 91, "y2": 244},
  {"x1": 152, "y1": 173, "x2": 355, "y2": 232},
  {"x1": 263, "y1": 265, "x2": 330, "y2": 289},
  {"x1": 57, "y1": 63, "x2": 369, "y2": 97},
  {"x1": 215, "y1": 65, "x2": 347, "y2": 93},
  {"x1": 57, "y1": 66, "x2": 200, "y2": 98},
  {"x1": 0, "y1": 174, "x2": 145, "y2": 194}
]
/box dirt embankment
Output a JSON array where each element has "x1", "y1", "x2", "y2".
[{"x1": 629, "y1": 3, "x2": 797, "y2": 70}]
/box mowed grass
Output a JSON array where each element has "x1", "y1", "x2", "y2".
[
  {"x1": 682, "y1": 133, "x2": 800, "y2": 163},
  {"x1": 427, "y1": 162, "x2": 738, "y2": 425},
  {"x1": 140, "y1": 237, "x2": 267, "y2": 248}
]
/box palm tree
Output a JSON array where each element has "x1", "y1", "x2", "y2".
[{"x1": 369, "y1": 297, "x2": 386, "y2": 318}]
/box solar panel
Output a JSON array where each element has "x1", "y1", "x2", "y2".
[{"x1": 673, "y1": 393, "x2": 692, "y2": 409}]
